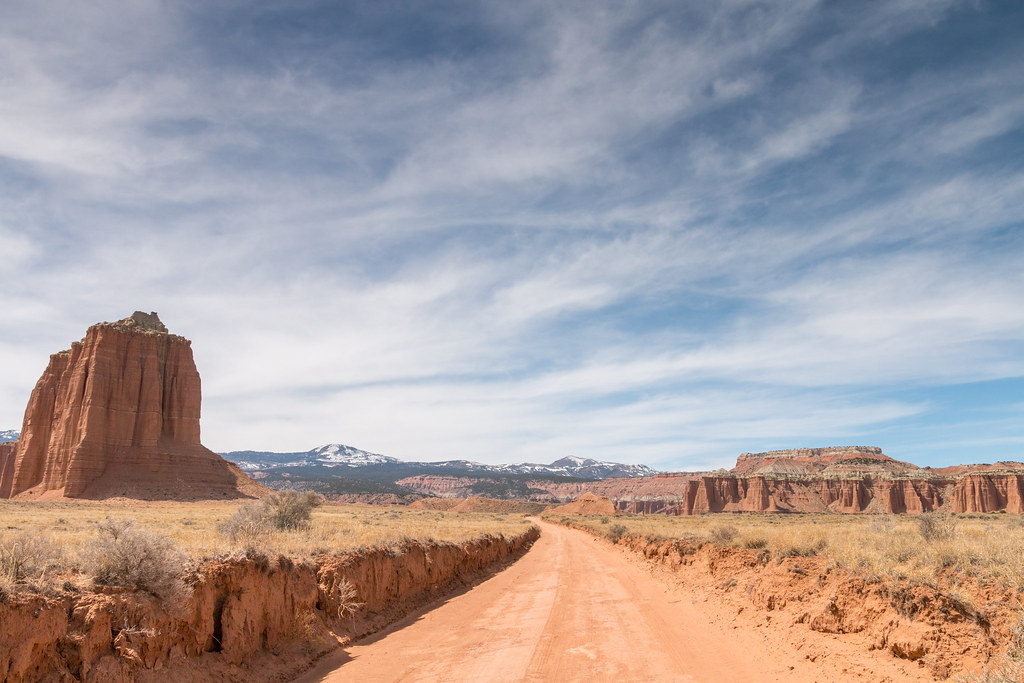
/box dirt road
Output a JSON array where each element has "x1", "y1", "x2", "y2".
[{"x1": 296, "y1": 519, "x2": 926, "y2": 682}]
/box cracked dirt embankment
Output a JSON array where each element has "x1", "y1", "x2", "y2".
[{"x1": 0, "y1": 526, "x2": 538, "y2": 682}]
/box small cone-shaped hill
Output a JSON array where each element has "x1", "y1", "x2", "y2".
[
  {"x1": 549, "y1": 492, "x2": 617, "y2": 515},
  {"x1": 0, "y1": 312, "x2": 263, "y2": 500}
]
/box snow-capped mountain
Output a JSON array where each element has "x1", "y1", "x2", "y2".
[
  {"x1": 496, "y1": 456, "x2": 656, "y2": 479},
  {"x1": 222, "y1": 444, "x2": 655, "y2": 479},
  {"x1": 223, "y1": 444, "x2": 398, "y2": 471},
  {"x1": 0, "y1": 429, "x2": 19, "y2": 443},
  {"x1": 422, "y1": 456, "x2": 655, "y2": 478},
  {"x1": 309, "y1": 444, "x2": 399, "y2": 466}
]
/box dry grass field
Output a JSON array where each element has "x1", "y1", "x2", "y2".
[
  {"x1": 547, "y1": 511, "x2": 1024, "y2": 589},
  {"x1": 0, "y1": 498, "x2": 534, "y2": 596}
]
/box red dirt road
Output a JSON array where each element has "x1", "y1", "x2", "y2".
[{"x1": 296, "y1": 519, "x2": 928, "y2": 682}]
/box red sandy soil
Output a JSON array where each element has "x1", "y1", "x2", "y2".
[{"x1": 295, "y1": 519, "x2": 928, "y2": 682}]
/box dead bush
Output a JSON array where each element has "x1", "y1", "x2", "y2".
[
  {"x1": 607, "y1": 524, "x2": 628, "y2": 542},
  {"x1": 86, "y1": 518, "x2": 186, "y2": 601},
  {"x1": 218, "y1": 501, "x2": 272, "y2": 545},
  {"x1": 219, "y1": 491, "x2": 322, "y2": 544},
  {"x1": 0, "y1": 532, "x2": 64, "y2": 584},
  {"x1": 709, "y1": 525, "x2": 738, "y2": 544},
  {"x1": 917, "y1": 513, "x2": 958, "y2": 541},
  {"x1": 334, "y1": 578, "x2": 363, "y2": 620}
]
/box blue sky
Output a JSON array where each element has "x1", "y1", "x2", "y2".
[{"x1": 1, "y1": 0, "x2": 1022, "y2": 469}]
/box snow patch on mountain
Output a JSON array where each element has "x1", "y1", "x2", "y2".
[
  {"x1": 0, "y1": 430, "x2": 19, "y2": 443},
  {"x1": 310, "y1": 444, "x2": 399, "y2": 466},
  {"x1": 222, "y1": 443, "x2": 656, "y2": 479},
  {"x1": 495, "y1": 457, "x2": 656, "y2": 479}
]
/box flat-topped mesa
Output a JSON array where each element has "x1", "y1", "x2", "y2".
[
  {"x1": 731, "y1": 446, "x2": 908, "y2": 477},
  {"x1": 0, "y1": 312, "x2": 261, "y2": 500},
  {"x1": 736, "y1": 446, "x2": 884, "y2": 462}
]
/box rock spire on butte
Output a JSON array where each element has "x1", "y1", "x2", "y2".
[{"x1": 0, "y1": 311, "x2": 263, "y2": 500}]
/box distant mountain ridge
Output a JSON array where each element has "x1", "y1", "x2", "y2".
[
  {"x1": 225, "y1": 444, "x2": 399, "y2": 471},
  {"x1": 0, "y1": 430, "x2": 20, "y2": 443},
  {"x1": 221, "y1": 444, "x2": 655, "y2": 479}
]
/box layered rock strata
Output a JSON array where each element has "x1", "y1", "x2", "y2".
[{"x1": 0, "y1": 312, "x2": 260, "y2": 500}]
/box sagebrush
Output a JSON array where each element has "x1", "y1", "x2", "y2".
[
  {"x1": 86, "y1": 517, "x2": 186, "y2": 601},
  {"x1": 219, "y1": 490, "x2": 323, "y2": 544}
]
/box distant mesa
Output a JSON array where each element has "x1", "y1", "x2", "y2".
[{"x1": 0, "y1": 312, "x2": 263, "y2": 500}]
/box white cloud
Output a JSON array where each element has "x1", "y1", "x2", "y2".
[{"x1": 0, "y1": 1, "x2": 1021, "y2": 469}]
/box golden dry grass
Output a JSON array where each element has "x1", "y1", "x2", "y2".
[
  {"x1": 0, "y1": 498, "x2": 534, "y2": 595},
  {"x1": 546, "y1": 512, "x2": 1024, "y2": 589}
]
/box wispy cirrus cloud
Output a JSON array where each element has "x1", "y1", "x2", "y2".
[{"x1": 0, "y1": 1, "x2": 1021, "y2": 467}]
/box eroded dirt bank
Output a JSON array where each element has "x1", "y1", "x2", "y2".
[
  {"x1": 561, "y1": 520, "x2": 1020, "y2": 680},
  {"x1": 0, "y1": 527, "x2": 538, "y2": 682}
]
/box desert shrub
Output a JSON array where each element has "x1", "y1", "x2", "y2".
[
  {"x1": 0, "y1": 532, "x2": 64, "y2": 583},
  {"x1": 219, "y1": 501, "x2": 273, "y2": 544},
  {"x1": 607, "y1": 524, "x2": 628, "y2": 542},
  {"x1": 742, "y1": 536, "x2": 768, "y2": 549},
  {"x1": 96, "y1": 516, "x2": 135, "y2": 540},
  {"x1": 219, "y1": 491, "x2": 323, "y2": 544},
  {"x1": 265, "y1": 490, "x2": 322, "y2": 530},
  {"x1": 776, "y1": 536, "x2": 827, "y2": 560},
  {"x1": 709, "y1": 525, "x2": 738, "y2": 544},
  {"x1": 86, "y1": 518, "x2": 185, "y2": 601},
  {"x1": 917, "y1": 513, "x2": 958, "y2": 541}
]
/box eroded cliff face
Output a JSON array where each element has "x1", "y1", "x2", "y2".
[
  {"x1": 0, "y1": 312, "x2": 259, "y2": 500},
  {"x1": 0, "y1": 440, "x2": 16, "y2": 498},
  {"x1": 952, "y1": 474, "x2": 1024, "y2": 514}
]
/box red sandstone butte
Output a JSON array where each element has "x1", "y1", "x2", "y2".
[{"x1": 0, "y1": 312, "x2": 262, "y2": 500}]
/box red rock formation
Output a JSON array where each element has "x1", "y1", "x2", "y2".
[
  {"x1": 0, "y1": 312, "x2": 261, "y2": 500},
  {"x1": 0, "y1": 440, "x2": 16, "y2": 498},
  {"x1": 953, "y1": 474, "x2": 1024, "y2": 514}
]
